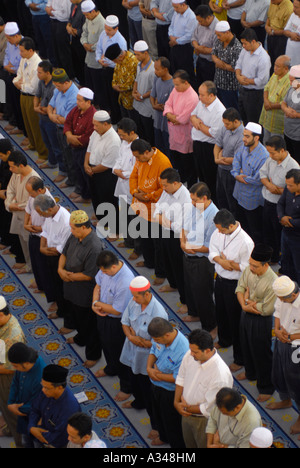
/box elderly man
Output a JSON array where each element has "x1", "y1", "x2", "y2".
[
  {"x1": 92, "y1": 250, "x2": 134, "y2": 401},
  {"x1": 277, "y1": 169, "x2": 300, "y2": 285},
  {"x1": 259, "y1": 55, "x2": 291, "y2": 144},
  {"x1": 191, "y1": 80, "x2": 226, "y2": 203},
  {"x1": 209, "y1": 208, "x2": 254, "y2": 371},
  {"x1": 5, "y1": 151, "x2": 40, "y2": 274},
  {"x1": 235, "y1": 244, "x2": 277, "y2": 402},
  {"x1": 260, "y1": 136, "x2": 299, "y2": 265},
  {"x1": 235, "y1": 28, "x2": 271, "y2": 124},
  {"x1": 84, "y1": 110, "x2": 121, "y2": 236},
  {"x1": 284, "y1": 0, "x2": 300, "y2": 67},
  {"x1": 163, "y1": 69, "x2": 199, "y2": 188},
  {"x1": 0, "y1": 296, "x2": 25, "y2": 447},
  {"x1": 206, "y1": 387, "x2": 262, "y2": 448},
  {"x1": 58, "y1": 210, "x2": 104, "y2": 368},
  {"x1": 181, "y1": 182, "x2": 218, "y2": 329},
  {"x1": 174, "y1": 329, "x2": 233, "y2": 448},
  {"x1": 120, "y1": 276, "x2": 168, "y2": 438},
  {"x1": 231, "y1": 122, "x2": 269, "y2": 244},
  {"x1": 265, "y1": 0, "x2": 293, "y2": 72},
  {"x1": 281, "y1": 65, "x2": 300, "y2": 164},
  {"x1": 147, "y1": 317, "x2": 189, "y2": 447},
  {"x1": 63, "y1": 87, "x2": 96, "y2": 203},
  {"x1": 267, "y1": 275, "x2": 300, "y2": 436},
  {"x1": 192, "y1": 5, "x2": 219, "y2": 88},
  {"x1": 47, "y1": 68, "x2": 79, "y2": 188}
]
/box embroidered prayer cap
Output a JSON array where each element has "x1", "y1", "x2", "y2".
[
  {"x1": 42, "y1": 364, "x2": 68, "y2": 384},
  {"x1": 215, "y1": 21, "x2": 230, "y2": 32},
  {"x1": 134, "y1": 40, "x2": 149, "y2": 52},
  {"x1": 4, "y1": 22, "x2": 19, "y2": 36},
  {"x1": 290, "y1": 65, "x2": 300, "y2": 79},
  {"x1": 78, "y1": 87, "x2": 94, "y2": 100},
  {"x1": 250, "y1": 427, "x2": 273, "y2": 448},
  {"x1": 0, "y1": 295, "x2": 7, "y2": 311},
  {"x1": 250, "y1": 244, "x2": 273, "y2": 263},
  {"x1": 272, "y1": 275, "x2": 295, "y2": 297},
  {"x1": 105, "y1": 43, "x2": 122, "y2": 61},
  {"x1": 105, "y1": 15, "x2": 119, "y2": 28},
  {"x1": 130, "y1": 276, "x2": 151, "y2": 292},
  {"x1": 245, "y1": 122, "x2": 262, "y2": 135},
  {"x1": 52, "y1": 68, "x2": 70, "y2": 83},
  {"x1": 70, "y1": 210, "x2": 90, "y2": 225},
  {"x1": 93, "y1": 110, "x2": 110, "y2": 122},
  {"x1": 81, "y1": 0, "x2": 96, "y2": 13}
]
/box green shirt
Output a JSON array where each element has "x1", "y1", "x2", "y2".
[{"x1": 259, "y1": 72, "x2": 290, "y2": 134}]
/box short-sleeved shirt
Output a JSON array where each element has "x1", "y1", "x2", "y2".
[
  {"x1": 191, "y1": 97, "x2": 226, "y2": 144},
  {"x1": 267, "y1": 0, "x2": 293, "y2": 31},
  {"x1": 0, "y1": 315, "x2": 25, "y2": 370},
  {"x1": 87, "y1": 127, "x2": 121, "y2": 167},
  {"x1": 285, "y1": 13, "x2": 300, "y2": 67},
  {"x1": 133, "y1": 59, "x2": 155, "y2": 118},
  {"x1": 235, "y1": 44, "x2": 271, "y2": 90},
  {"x1": 41, "y1": 206, "x2": 71, "y2": 253},
  {"x1": 150, "y1": 76, "x2": 174, "y2": 132},
  {"x1": 48, "y1": 83, "x2": 79, "y2": 125},
  {"x1": 192, "y1": 16, "x2": 219, "y2": 62},
  {"x1": 36, "y1": 79, "x2": 56, "y2": 122},
  {"x1": 183, "y1": 202, "x2": 218, "y2": 257},
  {"x1": 283, "y1": 87, "x2": 300, "y2": 141},
  {"x1": 212, "y1": 35, "x2": 243, "y2": 91},
  {"x1": 215, "y1": 122, "x2": 244, "y2": 171},
  {"x1": 259, "y1": 72, "x2": 290, "y2": 134}
]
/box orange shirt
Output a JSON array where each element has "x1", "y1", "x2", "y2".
[{"x1": 129, "y1": 148, "x2": 172, "y2": 221}]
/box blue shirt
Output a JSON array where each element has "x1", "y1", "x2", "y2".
[
  {"x1": 149, "y1": 330, "x2": 189, "y2": 391},
  {"x1": 27, "y1": 387, "x2": 81, "y2": 448},
  {"x1": 95, "y1": 30, "x2": 127, "y2": 68},
  {"x1": 48, "y1": 83, "x2": 78, "y2": 125},
  {"x1": 127, "y1": 0, "x2": 143, "y2": 21},
  {"x1": 150, "y1": 0, "x2": 174, "y2": 25},
  {"x1": 3, "y1": 41, "x2": 22, "y2": 75},
  {"x1": 235, "y1": 44, "x2": 271, "y2": 90},
  {"x1": 183, "y1": 202, "x2": 218, "y2": 257},
  {"x1": 168, "y1": 7, "x2": 198, "y2": 45},
  {"x1": 25, "y1": 0, "x2": 47, "y2": 15},
  {"x1": 231, "y1": 142, "x2": 269, "y2": 210},
  {"x1": 95, "y1": 263, "x2": 135, "y2": 318},
  {"x1": 120, "y1": 296, "x2": 169, "y2": 375},
  {"x1": 7, "y1": 356, "x2": 46, "y2": 434}
]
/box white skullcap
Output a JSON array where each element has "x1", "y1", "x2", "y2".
[
  {"x1": 172, "y1": 0, "x2": 186, "y2": 3},
  {"x1": 134, "y1": 40, "x2": 149, "y2": 52},
  {"x1": 130, "y1": 276, "x2": 151, "y2": 292},
  {"x1": 245, "y1": 122, "x2": 262, "y2": 135},
  {"x1": 0, "y1": 295, "x2": 7, "y2": 311},
  {"x1": 4, "y1": 22, "x2": 19, "y2": 36},
  {"x1": 290, "y1": 65, "x2": 300, "y2": 79},
  {"x1": 215, "y1": 21, "x2": 230, "y2": 32},
  {"x1": 250, "y1": 427, "x2": 273, "y2": 448},
  {"x1": 105, "y1": 15, "x2": 119, "y2": 27},
  {"x1": 93, "y1": 110, "x2": 110, "y2": 122},
  {"x1": 81, "y1": 0, "x2": 96, "y2": 13},
  {"x1": 273, "y1": 276, "x2": 295, "y2": 297},
  {"x1": 78, "y1": 87, "x2": 94, "y2": 100},
  {"x1": 84, "y1": 440, "x2": 107, "y2": 448}
]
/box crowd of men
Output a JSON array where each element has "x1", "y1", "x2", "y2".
[{"x1": 0, "y1": 0, "x2": 300, "y2": 450}]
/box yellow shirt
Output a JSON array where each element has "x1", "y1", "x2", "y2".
[
  {"x1": 267, "y1": 0, "x2": 293, "y2": 31},
  {"x1": 210, "y1": 0, "x2": 227, "y2": 21}
]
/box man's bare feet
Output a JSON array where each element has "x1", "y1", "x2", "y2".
[
  {"x1": 48, "y1": 302, "x2": 58, "y2": 312},
  {"x1": 66, "y1": 337, "x2": 75, "y2": 344},
  {"x1": 48, "y1": 312, "x2": 59, "y2": 320},
  {"x1": 128, "y1": 251, "x2": 140, "y2": 260},
  {"x1": 159, "y1": 284, "x2": 177, "y2": 293},
  {"x1": 136, "y1": 261, "x2": 145, "y2": 267},
  {"x1": 182, "y1": 315, "x2": 200, "y2": 322},
  {"x1": 153, "y1": 277, "x2": 165, "y2": 286},
  {"x1": 236, "y1": 372, "x2": 247, "y2": 381},
  {"x1": 58, "y1": 327, "x2": 74, "y2": 335},
  {"x1": 210, "y1": 327, "x2": 218, "y2": 340},
  {"x1": 94, "y1": 368, "x2": 107, "y2": 378},
  {"x1": 229, "y1": 363, "x2": 243, "y2": 373},
  {"x1": 177, "y1": 304, "x2": 188, "y2": 315},
  {"x1": 151, "y1": 437, "x2": 165, "y2": 446},
  {"x1": 147, "y1": 430, "x2": 159, "y2": 440},
  {"x1": 28, "y1": 281, "x2": 38, "y2": 289},
  {"x1": 114, "y1": 391, "x2": 131, "y2": 402},
  {"x1": 257, "y1": 394, "x2": 272, "y2": 403},
  {"x1": 121, "y1": 400, "x2": 134, "y2": 408},
  {"x1": 290, "y1": 417, "x2": 300, "y2": 435},
  {"x1": 266, "y1": 399, "x2": 293, "y2": 411},
  {"x1": 83, "y1": 360, "x2": 98, "y2": 369}
]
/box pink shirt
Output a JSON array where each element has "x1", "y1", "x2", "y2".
[{"x1": 163, "y1": 86, "x2": 199, "y2": 154}]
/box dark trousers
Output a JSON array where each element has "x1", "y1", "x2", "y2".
[
  {"x1": 161, "y1": 233, "x2": 186, "y2": 305},
  {"x1": 132, "y1": 109, "x2": 155, "y2": 146},
  {"x1": 97, "y1": 316, "x2": 132, "y2": 394},
  {"x1": 139, "y1": 218, "x2": 166, "y2": 279},
  {"x1": 151, "y1": 384, "x2": 186, "y2": 448},
  {"x1": 70, "y1": 36, "x2": 86, "y2": 86},
  {"x1": 240, "y1": 311, "x2": 275, "y2": 395},
  {"x1": 72, "y1": 147, "x2": 91, "y2": 200},
  {"x1": 236, "y1": 204, "x2": 263, "y2": 246},
  {"x1": 169, "y1": 43, "x2": 196, "y2": 89},
  {"x1": 262, "y1": 199, "x2": 282, "y2": 263},
  {"x1": 284, "y1": 134, "x2": 300, "y2": 165},
  {"x1": 267, "y1": 35, "x2": 288, "y2": 73},
  {"x1": 65, "y1": 299, "x2": 102, "y2": 361},
  {"x1": 154, "y1": 128, "x2": 170, "y2": 158},
  {"x1": 100, "y1": 67, "x2": 122, "y2": 124},
  {"x1": 195, "y1": 57, "x2": 215, "y2": 89},
  {"x1": 28, "y1": 235, "x2": 52, "y2": 297},
  {"x1": 32, "y1": 14, "x2": 55, "y2": 63},
  {"x1": 169, "y1": 150, "x2": 197, "y2": 189},
  {"x1": 156, "y1": 24, "x2": 170, "y2": 59},
  {"x1": 215, "y1": 276, "x2": 243, "y2": 366},
  {"x1": 128, "y1": 17, "x2": 143, "y2": 47},
  {"x1": 280, "y1": 231, "x2": 300, "y2": 285},
  {"x1": 183, "y1": 255, "x2": 216, "y2": 332},
  {"x1": 5, "y1": 73, "x2": 25, "y2": 133},
  {"x1": 57, "y1": 126, "x2": 79, "y2": 189},
  {"x1": 89, "y1": 169, "x2": 119, "y2": 235},
  {"x1": 217, "y1": 88, "x2": 239, "y2": 111},
  {"x1": 39, "y1": 117, "x2": 63, "y2": 170},
  {"x1": 272, "y1": 340, "x2": 300, "y2": 410},
  {"x1": 193, "y1": 140, "x2": 217, "y2": 203},
  {"x1": 238, "y1": 87, "x2": 264, "y2": 125},
  {"x1": 50, "y1": 19, "x2": 74, "y2": 77},
  {"x1": 127, "y1": 369, "x2": 157, "y2": 430},
  {"x1": 84, "y1": 66, "x2": 105, "y2": 109},
  {"x1": 216, "y1": 166, "x2": 238, "y2": 218}
]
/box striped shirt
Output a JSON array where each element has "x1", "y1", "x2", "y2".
[{"x1": 259, "y1": 72, "x2": 290, "y2": 134}]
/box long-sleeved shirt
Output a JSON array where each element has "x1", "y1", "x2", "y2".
[
  {"x1": 41, "y1": 205, "x2": 71, "y2": 253},
  {"x1": 0, "y1": 315, "x2": 25, "y2": 370},
  {"x1": 27, "y1": 387, "x2": 81, "y2": 448},
  {"x1": 25, "y1": 0, "x2": 47, "y2": 16},
  {"x1": 13, "y1": 52, "x2": 41, "y2": 95},
  {"x1": 150, "y1": 0, "x2": 174, "y2": 25},
  {"x1": 153, "y1": 183, "x2": 191, "y2": 234},
  {"x1": 274, "y1": 294, "x2": 300, "y2": 346},
  {"x1": 80, "y1": 12, "x2": 105, "y2": 69},
  {"x1": 235, "y1": 44, "x2": 271, "y2": 90},
  {"x1": 231, "y1": 142, "x2": 269, "y2": 210},
  {"x1": 46, "y1": 0, "x2": 72, "y2": 22},
  {"x1": 168, "y1": 7, "x2": 198, "y2": 45},
  {"x1": 277, "y1": 186, "x2": 300, "y2": 238},
  {"x1": 3, "y1": 41, "x2": 22, "y2": 75},
  {"x1": 63, "y1": 105, "x2": 96, "y2": 148},
  {"x1": 112, "y1": 51, "x2": 138, "y2": 110},
  {"x1": 95, "y1": 30, "x2": 127, "y2": 68}
]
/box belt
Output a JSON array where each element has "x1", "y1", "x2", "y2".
[
  {"x1": 21, "y1": 92, "x2": 34, "y2": 97},
  {"x1": 143, "y1": 15, "x2": 155, "y2": 20}
]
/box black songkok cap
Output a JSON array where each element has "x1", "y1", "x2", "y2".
[
  {"x1": 104, "y1": 43, "x2": 122, "y2": 61},
  {"x1": 42, "y1": 364, "x2": 68, "y2": 384},
  {"x1": 251, "y1": 244, "x2": 273, "y2": 263}
]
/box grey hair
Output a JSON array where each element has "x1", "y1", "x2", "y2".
[{"x1": 33, "y1": 194, "x2": 56, "y2": 212}]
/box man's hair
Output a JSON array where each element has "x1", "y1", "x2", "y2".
[
  {"x1": 216, "y1": 387, "x2": 243, "y2": 411},
  {"x1": 117, "y1": 117, "x2": 137, "y2": 135},
  {"x1": 265, "y1": 135, "x2": 287, "y2": 151},
  {"x1": 68, "y1": 412, "x2": 93, "y2": 438},
  {"x1": 33, "y1": 194, "x2": 56, "y2": 212},
  {"x1": 173, "y1": 69, "x2": 190, "y2": 83},
  {"x1": 222, "y1": 107, "x2": 241, "y2": 122},
  {"x1": 27, "y1": 176, "x2": 44, "y2": 191},
  {"x1": 188, "y1": 329, "x2": 214, "y2": 351},
  {"x1": 8, "y1": 151, "x2": 28, "y2": 167},
  {"x1": 195, "y1": 4, "x2": 213, "y2": 18},
  {"x1": 19, "y1": 36, "x2": 36, "y2": 51},
  {"x1": 213, "y1": 209, "x2": 236, "y2": 228},
  {"x1": 131, "y1": 139, "x2": 152, "y2": 154},
  {"x1": 147, "y1": 317, "x2": 173, "y2": 338},
  {"x1": 38, "y1": 60, "x2": 53, "y2": 74},
  {"x1": 160, "y1": 167, "x2": 181, "y2": 184},
  {"x1": 8, "y1": 343, "x2": 38, "y2": 364},
  {"x1": 201, "y1": 80, "x2": 217, "y2": 96},
  {"x1": 156, "y1": 56, "x2": 171, "y2": 72},
  {"x1": 96, "y1": 250, "x2": 119, "y2": 269},
  {"x1": 286, "y1": 168, "x2": 300, "y2": 184},
  {"x1": 0, "y1": 304, "x2": 10, "y2": 316},
  {"x1": 190, "y1": 182, "x2": 211, "y2": 200},
  {"x1": 240, "y1": 27, "x2": 258, "y2": 43},
  {"x1": 0, "y1": 138, "x2": 13, "y2": 154}
]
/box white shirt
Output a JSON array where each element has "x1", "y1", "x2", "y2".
[
  {"x1": 176, "y1": 349, "x2": 233, "y2": 419},
  {"x1": 87, "y1": 128, "x2": 121, "y2": 167},
  {"x1": 243, "y1": 0, "x2": 270, "y2": 24},
  {"x1": 285, "y1": 13, "x2": 300, "y2": 67},
  {"x1": 113, "y1": 139, "x2": 136, "y2": 203},
  {"x1": 41, "y1": 205, "x2": 71, "y2": 253},
  {"x1": 25, "y1": 188, "x2": 54, "y2": 237},
  {"x1": 227, "y1": 0, "x2": 246, "y2": 19},
  {"x1": 191, "y1": 97, "x2": 226, "y2": 144},
  {"x1": 153, "y1": 184, "x2": 191, "y2": 234},
  {"x1": 13, "y1": 52, "x2": 41, "y2": 95},
  {"x1": 46, "y1": 0, "x2": 71, "y2": 22},
  {"x1": 208, "y1": 223, "x2": 254, "y2": 280},
  {"x1": 274, "y1": 294, "x2": 300, "y2": 346}
]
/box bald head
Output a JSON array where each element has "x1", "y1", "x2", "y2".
[{"x1": 274, "y1": 55, "x2": 291, "y2": 78}]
